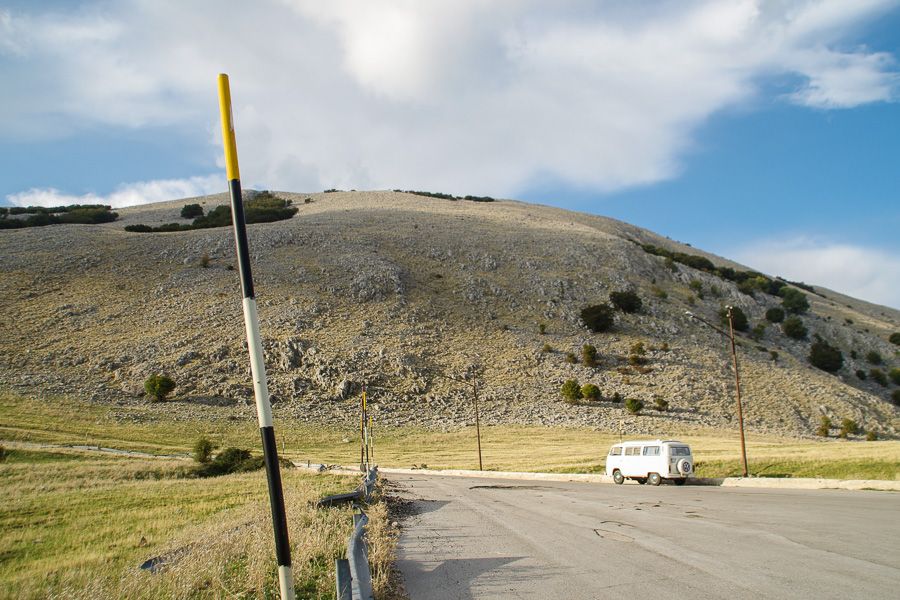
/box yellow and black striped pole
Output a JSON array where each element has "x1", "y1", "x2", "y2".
[{"x1": 217, "y1": 73, "x2": 295, "y2": 600}]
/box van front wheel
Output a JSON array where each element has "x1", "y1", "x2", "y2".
[
  {"x1": 613, "y1": 470, "x2": 624, "y2": 485},
  {"x1": 648, "y1": 473, "x2": 661, "y2": 486}
]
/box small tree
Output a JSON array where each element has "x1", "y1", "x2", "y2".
[
  {"x1": 580, "y1": 304, "x2": 615, "y2": 332},
  {"x1": 720, "y1": 306, "x2": 749, "y2": 332},
  {"x1": 870, "y1": 369, "x2": 888, "y2": 387},
  {"x1": 866, "y1": 431, "x2": 877, "y2": 441},
  {"x1": 889, "y1": 368, "x2": 900, "y2": 385},
  {"x1": 610, "y1": 290, "x2": 642, "y2": 313},
  {"x1": 765, "y1": 307, "x2": 785, "y2": 323},
  {"x1": 581, "y1": 344, "x2": 599, "y2": 367},
  {"x1": 780, "y1": 287, "x2": 809, "y2": 314},
  {"x1": 144, "y1": 374, "x2": 176, "y2": 402},
  {"x1": 625, "y1": 398, "x2": 643, "y2": 415},
  {"x1": 816, "y1": 415, "x2": 831, "y2": 437},
  {"x1": 839, "y1": 418, "x2": 859, "y2": 437},
  {"x1": 181, "y1": 203, "x2": 204, "y2": 219},
  {"x1": 193, "y1": 437, "x2": 217, "y2": 464},
  {"x1": 809, "y1": 339, "x2": 843, "y2": 372},
  {"x1": 889, "y1": 332, "x2": 900, "y2": 345},
  {"x1": 561, "y1": 379, "x2": 582, "y2": 404},
  {"x1": 581, "y1": 383, "x2": 601, "y2": 401},
  {"x1": 865, "y1": 350, "x2": 882, "y2": 365},
  {"x1": 782, "y1": 317, "x2": 807, "y2": 340}
]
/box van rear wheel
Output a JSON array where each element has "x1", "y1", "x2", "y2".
[
  {"x1": 648, "y1": 473, "x2": 661, "y2": 486},
  {"x1": 613, "y1": 470, "x2": 624, "y2": 485}
]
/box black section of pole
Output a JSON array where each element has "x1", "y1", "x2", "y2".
[
  {"x1": 261, "y1": 426, "x2": 292, "y2": 567},
  {"x1": 228, "y1": 178, "x2": 255, "y2": 299}
]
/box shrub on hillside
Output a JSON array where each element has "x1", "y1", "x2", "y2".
[
  {"x1": 856, "y1": 369, "x2": 867, "y2": 380},
  {"x1": 610, "y1": 391, "x2": 623, "y2": 404},
  {"x1": 889, "y1": 368, "x2": 900, "y2": 385},
  {"x1": 541, "y1": 343, "x2": 553, "y2": 353},
  {"x1": 750, "y1": 323, "x2": 766, "y2": 341},
  {"x1": 580, "y1": 304, "x2": 615, "y2": 332},
  {"x1": 581, "y1": 344, "x2": 599, "y2": 367},
  {"x1": 565, "y1": 352, "x2": 577, "y2": 364},
  {"x1": 181, "y1": 203, "x2": 204, "y2": 219},
  {"x1": 561, "y1": 379, "x2": 582, "y2": 404},
  {"x1": 890, "y1": 332, "x2": 900, "y2": 345},
  {"x1": 195, "y1": 447, "x2": 264, "y2": 478},
  {"x1": 780, "y1": 288, "x2": 810, "y2": 314},
  {"x1": 144, "y1": 374, "x2": 176, "y2": 402},
  {"x1": 892, "y1": 390, "x2": 900, "y2": 406},
  {"x1": 866, "y1": 431, "x2": 878, "y2": 441},
  {"x1": 865, "y1": 350, "x2": 883, "y2": 365},
  {"x1": 765, "y1": 307, "x2": 785, "y2": 323},
  {"x1": 653, "y1": 397, "x2": 669, "y2": 411},
  {"x1": 870, "y1": 369, "x2": 888, "y2": 387},
  {"x1": 625, "y1": 398, "x2": 643, "y2": 415},
  {"x1": 627, "y1": 354, "x2": 647, "y2": 366},
  {"x1": 538, "y1": 323, "x2": 546, "y2": 335},
  {"x1": 630, "y1": 341, "x2": 646, "y2": 356},
  {"x1": 124, "y1": 224, "x2": 153, "y2": 232},
  {"x1": 610, "y1": 291, "x2": 642, "y2": 313},
  {"x1": 581, "y1": 383, "x2": 601, "y2": 401},
  {"x1": 809, "y1": 339, "x2": 844, "y2": 373},
  {"x1": 816, "y1": 416, "x2": 831, "y2": 437},
  {"x1": 193, "y1": 437, "x2": 217, "y2": 464},
  {"x1": 782, "y1": 317, "x2": 807, "y2": 340},
  {"x1": 839, "y1": 418, "x2": 859, "y2": 437},
  {"x1": 720, "y1": 306, "x2": 749, "y2": 332}
]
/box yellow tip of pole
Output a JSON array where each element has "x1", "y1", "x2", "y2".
[{"x1": 217, "y1": 73, "x2": 241, "y2": 181}]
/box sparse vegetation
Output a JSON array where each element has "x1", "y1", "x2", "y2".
[
  {"x1": 0, "y1": 204, "x2": 119, "y2": 229},
  {"x1": 627, "y1": 353, "x2": 647, "y2": 366},
  {"x1": 609, "y1": 290, "x2": 642, "y2": 313},
  {"x1": 750, "y1": 323, "x2": 766, "y2": 341},
  {"x1": 193, "y1": 437, "x2": 217, "y2": 464},
  {"x1": 144, "y1": 374, "x2": 176, "y2": 402},
  {"x1": 581, "y1": 344, "x2": 599, "y2": 367},
  {"x1": 816, "y1": 415, "x2": 831, "y2": 437},
  {"x1": 782, "y1": 316, "x2": 807, "y2": 340},
  {"x1": 625, "y1": 398, "x2": 643, "y2": 415},
  {"x1": 565, "y1": 352, "x2": 577, "y2": 364},
  {"x1": 630, "y1": 341, "x2": 646, "y2": 356},
  {"x1": 561, "y1": 379, "x2": 582, "y2": 404},
  {"x1": 199, "y1": 253, "x2": 210, "y2": 268},
  {"x1": 839, "y1": 418, "x2": 859, "y2": 438},
  {"x1": 541, "y1": 343, "x2": 553, "y2": 353},
  {"x1": 870, "y1": 369, "x2": 888, "y2": 387},
  {"x1": 580, "y1": 304, "x2": 615, "y2": 332},
  {"x1": 538, "y1": 323, "x2": 546, "y2": 335},
  {"x1": 765, "y1": 307, "x2": 785, "y2": 323},
  {"x1": 809, "y1": 339, "x2": 844, "y2": 373},
  {"x1": 653, "y1": 397, "x2": 669, "y2": 411},
  {"x1": 580, "y1": 383, "x2": 601, "y2": 401},
  {"x1": 866, "y1": 350, "x2": 883, "y2": 365},
  {"x1": 650, "y1": 285, "x2": 668, "y2": 299},
  {"x1": 126, "y1": 192, "x2": 298, "y2": 233}
]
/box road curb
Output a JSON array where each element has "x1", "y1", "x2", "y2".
[{"x1": 373, "y1": 466, "x2": 900, "y2": 491}]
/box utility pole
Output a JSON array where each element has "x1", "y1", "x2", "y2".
[
  {"x1": 217, "y1": 74, "x2": 295, "y2": 600},
  {"x1": 686, "y1": 308, "x2": 749, "y2": 477}
]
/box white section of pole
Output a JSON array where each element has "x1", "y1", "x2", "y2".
[
  {"x1": 242, "y1": 297, "x2": 273, "y2": 428},
  {"x1": 278, "y1": 566, "x2": 296, "y2": 600}
]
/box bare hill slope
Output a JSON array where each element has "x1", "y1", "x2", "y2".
[{"x1": 2, "y1": 190, "x2": 898, "y2": 437}]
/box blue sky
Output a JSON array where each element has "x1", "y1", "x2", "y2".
[{"x1": 1, "y1": 1, "x2": 899, "y2": 307}]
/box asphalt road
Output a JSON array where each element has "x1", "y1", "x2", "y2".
[{"x1": 392, "y1": 474, "x2": 900, "y2": 599}]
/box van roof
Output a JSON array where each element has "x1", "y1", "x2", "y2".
[{"x1": 611, "y1": 439, "x2": 687, "y2": 446}]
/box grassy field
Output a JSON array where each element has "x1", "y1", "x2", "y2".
[
  {"x1": 0, "y1": 408, "x2": 400, "y2": 598},
  {"x1": 2, "y1": 394, "x2": 898, "y2": 480}
]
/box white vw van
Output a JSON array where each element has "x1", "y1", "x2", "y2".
[{"x1": 605, "y1": 440, "x2": 693, "y2": 486}]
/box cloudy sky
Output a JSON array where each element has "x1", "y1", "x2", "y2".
[{"x1": 1, "y1": 1, "x2": 898, "y2": 307}]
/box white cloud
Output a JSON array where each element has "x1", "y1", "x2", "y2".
[
  {"x1": 0, "y1": 1, "x2": 898, "y2": 195},
  {"x1": 6, "y1": 175, "x2": 222, "y2": 209},
  {"x1": 733, "y1": 237, "x2": 900, "y2": 309}
]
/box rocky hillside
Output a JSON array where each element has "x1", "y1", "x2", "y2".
[{"x1": 2, "y1": 190, "x2": 898, "y2": 438}]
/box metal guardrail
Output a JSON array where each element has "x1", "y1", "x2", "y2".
[{"x1": 331, "y1": 467, "x2": 377, "y2": 600}]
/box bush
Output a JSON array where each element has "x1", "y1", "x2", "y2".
[
  {"x1": 580, "y1": 304, "x2": 615, "y2": 332},
  {"x1": 769, "y1": 350, "x2": 779, "y2": 361},
  {"x1": 181, "y1": 203, "x2": 204, "y2": 218},
  {"x1": 581, "y1": 383, "x2": 601, "y2": 400},
  {"x1": 865, "y1": 350, "x2": 882, "y2": 365},
  {"x1": 689, "y1": 279, "x2": 703, "y2": 294},
  {"x1": 0, "y1": 445, "x2": 6, "y2": 463},
  {"x1": 144, "y1": 374, "x2": 176, "y2": 402},
  {"x1": 816, "y1": 415, "x2": 831, "y2": 437},
  {"x1": 199, "y1": 253, "x2": 210, "y2": 268},
  {"x1": 565, "y1": 352, "x2": 577, "y2": 364},
  {"x1": 630, "y1": 341, "x2": 646, "y2": 356},
  {"x1": 870, "y1": 369, "x2": 888, "y2": 387},
  {"x1": 809, "y1": 339, "x2": 844, "y2": 372},
  {"x1": 627, "y1": 354, "x2": 647, "y2": 366},
  {"x1": 625, "y1": 398, "x2": 643, "y2": 415},
  {"x1": 840, "y1": 418, "x2": 859, "y2": 437},
  {"x1": 720, "y1": 306, "x2": 749, "y2": 332},
  {"x1": 124, "y1": 224, "x2": 153, "y2": 232},
  {"x1": 780, "y1": 288, "x2": 810, "y2": 314},
  {"x1": 610, "y1": 291, "x2": 642, "y2": 313},
  {"x1": 765, "y1": 307, "x2": 785, "y2": 323},
  {"x1": 610, "y1": 392, "x2": 623, "y2": 404},
  {"x1": 890, "y1": 332, "x2": 900, "y2": 345},
  {"x1": 892, "y1": 390, "x2": 900, "y2": 406},
  {"x1": 193, "y1": 437, "x2": 217, "y2": 464},
  {"x1": 750, "y1": 323, "x2": 766, "y2": 341},
  {"x1": 866, "y1": 431, "x2": 878, "y2": 441},
  {"x1": 782, "y1": 317, "x2": 807, "y2": 340},
  {"x1": 561, "y1": 379, "x2": 582, "y2": 404},
  {"x1": 653, "y1": 397, "x2": 669, "y2": 411},
  {"x1": 581, "y1": 344, "x2": 599, "y2": 367},
  {"x1": 889, "y1": 368, "x2": 900, "y2": 385},
  {"x1": 856, "y1": 369, "x2": 867, "y2": 380},
  {"x1": 651, "y1": 286, "x2": 668, "y2": 299},
  {"x1": 541, "y1": 343, "x2": 553, "y2": 353},
  {"x1": 196, "y1": 447, "x2": 264, "y2": 478},
  {"x1": 538, "y1": 323, "x2": 546, "y2": 335}
]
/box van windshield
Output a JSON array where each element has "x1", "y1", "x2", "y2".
[
  {"x1": 609, "y1": 447, "x2": 622, "y2": 456},
  {"x1": 670, "y1": 446, "x2": 691, "y2": 456}
]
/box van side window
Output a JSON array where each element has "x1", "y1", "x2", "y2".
[
  {"x1": 609, "y1": 447, "x2": 622, "y2": 456},
  {"x1": 643, "y1": 446, "x2": 660, "y2": 456},
  {"x1": 625, "y1": 447, "x2": 638, "y2": 456}
]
